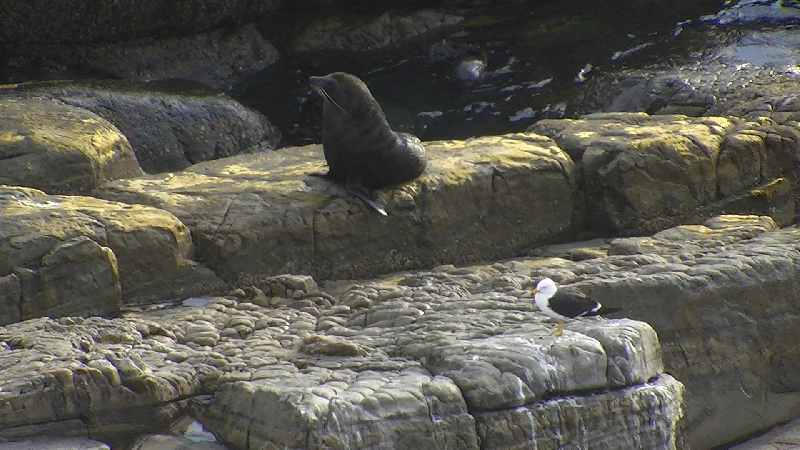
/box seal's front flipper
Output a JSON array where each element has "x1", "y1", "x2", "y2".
[{"x1": 346, "y1": 172, "x2": 387, "y2": 216}]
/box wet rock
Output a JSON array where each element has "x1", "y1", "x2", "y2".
[
  {"x1": 572, "y1": 62, "x2": 800, "y2": 125},
  {"x1": 291, "y1": 10, "x2": 464, "y2": 52},
  {"x1": 0, "y1": 80, "x2": 280, "y2": 174},
  {"x1": 95, "y1": 132, "x2": 576, "y2": 282},
  {"x1": 530, "y1": 113, "x2": 796, "y2": 233},
  {"x1": 0, "y1": 185, "x2": 226, "y2": 319},
  {"x1": 46, "y1": 24, "x2": 280, "y2": 90},
  {"x1": 0, "y1": 97, "x2": 142, "y2": 195},
  {"x1": 476, "y1": 374, "x2": 684, "y2": 450}
]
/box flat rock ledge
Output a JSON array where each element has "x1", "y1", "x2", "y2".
[
  {"x1": 93, "y1": 112, "x2": 798, "y2": 285},
  {"x1": 96, "y1": 133, "x2": 576, "y2": 283}
]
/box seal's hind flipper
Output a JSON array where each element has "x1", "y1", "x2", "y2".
[
  {"x1": 346, "y1": 171, "x2": 387, "y2": 216},
  {"x1": 347, "y1": 185, "x2": 387, "y2": 216}
]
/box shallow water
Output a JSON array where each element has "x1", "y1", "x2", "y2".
[
  {"x1": 231, "y1": 0, "x2": 729, "y2": 146},
  {"x1": 232, "y1": 0, "x2": 800, "y2": 146}
]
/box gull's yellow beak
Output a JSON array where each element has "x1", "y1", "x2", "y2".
[{"x1": 530, "y1": 289, "x2": 538, "y2": 296}]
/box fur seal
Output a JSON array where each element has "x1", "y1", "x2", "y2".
[{"x1": 309, "y1": 72, "x2": 427, "y2": 216}]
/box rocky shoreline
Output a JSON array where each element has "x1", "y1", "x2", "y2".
[{"x1": 4, "y1": 1, "x2": 800, "y2": 449}]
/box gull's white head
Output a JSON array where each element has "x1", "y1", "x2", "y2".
[{"x1": 531, "y1": 277, "x2": 558, "y2": 301}]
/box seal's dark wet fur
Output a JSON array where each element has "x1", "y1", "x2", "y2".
[{"x1": 309, "y1": 72, "x2": 427, "y2": 215}]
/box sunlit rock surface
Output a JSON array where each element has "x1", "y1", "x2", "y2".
[
  {"x1": 0, "y1": 97, "x2": 142, "y2": 195},
  {"x1": 4, "y1": 213, "x2": 798, "y2": 449},
  {"x1": 0, "y1": 185, "x2": 225, "y2": 319},
  {"x1": 95, "y1": 133, "x2": 576, "y2": 283}
]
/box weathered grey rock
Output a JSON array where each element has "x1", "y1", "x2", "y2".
[
  {"x1": 728, "y1": 413, "x2": 800, "y2": 450},
  {"x1": 292, "y1": 10, "x2": 465, "y2": 52},
  {"x1": 49, "y1": 24, "x2": 280, "y2": 90},
  {"x1": 9, "y1": 210, "x2": 795, "y2": 449},
  {"x1": 95, "y1": 133, "x2": 576, "y2": 283},
  {"x1": 0, "y1": 185, "x2": 225, "y2": 321},
  {"x1": 475, "y1": 374, "x2": 684, "y2": 450},
  {"x1": 0, "y1": 97, "x2": 143, "y2": 195},
  {"x1": 530, "y1": 113, "x2": 797, "y2": 233},
  {"x1": 0, "y1": 275, "x2": 22, "y2": 325},
  {"x1": 0, "y1": 81, "x2": 280, "y2": 173}
]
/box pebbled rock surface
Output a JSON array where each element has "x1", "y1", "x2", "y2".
[
  {"x1": 95, "y1": 133, "x2": 576, "y2": 283},
  {"x1": 0, "y1": 97, "x2": 142, "y2": 195},
  {"x1": 0, "y1": 185, "x2": 225, "y2": 322},
  {"x1": 0, "y1": 271, "x2": 674, "y2": 449},
  {"x1": 0, "y1": 81, "x2": 281, "y2": 174},
  {"x1": 530, "y1": 113, "x2": 798, "y2": 234}
]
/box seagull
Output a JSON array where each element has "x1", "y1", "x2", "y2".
[{"x1": 530, "y1": 277, "x2": 621, "y2": 336}]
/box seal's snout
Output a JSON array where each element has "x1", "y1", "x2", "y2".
[{"x1": 309, "y1": 75, "x2": 336, "y2": 93}]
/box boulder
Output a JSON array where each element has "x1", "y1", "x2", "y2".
[
  {"x1": 0, "y1": 81, "x2": 281, "y2": 173},
  {"x1": 15, "y1": 236, "x2": 121, "y2": 323},
  {"x1": 0, "y1": 1, "x2": 280, "y2": 49},
  {"x1": 95, "y1": 133, "x2": 577, "y2": 283},
  {"x1": 45, "y1": 24, "x2": 280, "y2": 90},
  {"x1": 0, "y1": 185, "x2": 225, "y2": 322},
  {"x1": 0, "y1": 97, "x2": 143, "y2": 195},
  {"x1": 530, "y1": 113, "x2": 797, "y2": 233}
]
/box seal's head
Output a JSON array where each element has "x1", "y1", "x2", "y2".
[{"x1": 309, "y1": 72, "x2": 384, "y2": 120}]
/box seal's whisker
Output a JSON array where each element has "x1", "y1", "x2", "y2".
[{"x1": 314, "y1": 86, "x2": 349, "y2": 116}]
